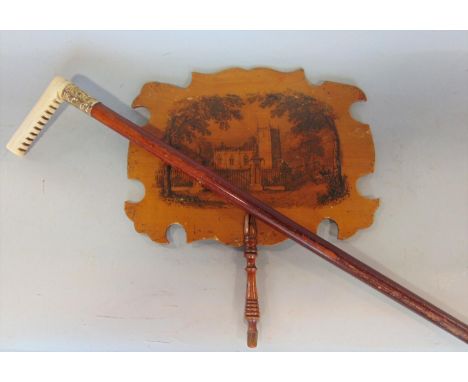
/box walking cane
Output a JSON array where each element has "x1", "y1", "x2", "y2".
[{"x1": 7, "y1": 77, "x2": 468, "y2": 343}]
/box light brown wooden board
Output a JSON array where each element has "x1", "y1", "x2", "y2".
[{"x1": 126, "y1": 68, "x2": 379, "y2": 246}]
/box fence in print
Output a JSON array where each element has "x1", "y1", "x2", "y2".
[{"x1": 156, "y1": 166, "x2": 287, "y2": 191}]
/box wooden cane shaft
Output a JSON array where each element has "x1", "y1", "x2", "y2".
[{"x1": 90, "y1": 103, "x2": 468, "y2": 343}]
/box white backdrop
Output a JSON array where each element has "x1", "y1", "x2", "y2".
[{"x1": 0, "y1": 31, "x2": 467, "y2": 351}]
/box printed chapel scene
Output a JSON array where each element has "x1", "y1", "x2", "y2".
[{"x1": 156, "y1": 91, "x2": 348, "y2": 208}]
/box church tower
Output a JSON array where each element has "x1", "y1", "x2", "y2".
[{"x1": 257, "y1": 124, "x2": 273, "y2": 169}]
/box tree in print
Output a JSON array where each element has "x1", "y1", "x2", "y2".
[
  {"x1": 162, "y1": 94, "x2": 244, "y2": 196},
  {"x1": 253, "y1": 91, "x2": 348, "y2": 204}
]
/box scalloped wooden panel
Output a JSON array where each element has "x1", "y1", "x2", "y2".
[{"x1": 125, "y1": 68, "x2": 379, "y2": 246}]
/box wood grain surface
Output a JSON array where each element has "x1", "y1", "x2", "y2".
[{"x1": 125, "y1": 68, "x2": 379, "y2": 246}]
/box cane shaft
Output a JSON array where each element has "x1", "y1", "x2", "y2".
[{"x1": 88, "y1": 103, "x2": 467, "y2": 343}]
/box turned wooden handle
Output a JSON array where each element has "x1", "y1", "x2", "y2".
[{"x1": 244, "y1": 214, "x2": 260, "y2": 348}]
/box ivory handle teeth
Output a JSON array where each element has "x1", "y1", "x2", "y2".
[{"x1": 6, "y1": 76, "x2": 70, "y2": 156}]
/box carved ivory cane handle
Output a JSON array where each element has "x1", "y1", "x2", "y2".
[{"x1": 6, "y1": 77, "x2": 98, "y2": 156}]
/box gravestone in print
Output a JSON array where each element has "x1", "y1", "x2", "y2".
[{"x1": 125, "y1": 68, "x2": 379, "y2": 246}]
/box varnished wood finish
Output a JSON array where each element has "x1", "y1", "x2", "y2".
[
  {"x1": 126, "y1": 69, "x2": 379, "y2": 246},
  {"x1": 90, "y1": 102, "x2": 468, "y2": 343},
  {"x1": 244, "y1": 214, "x2": 260, "y2": 348}
]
